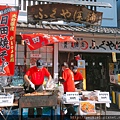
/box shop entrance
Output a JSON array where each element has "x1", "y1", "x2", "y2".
[
  {"x1": 82, "y1": 53, "x2": 111, "y2": 91},
  {"x1": 58, "y1": 52, "x2": 112, "y2": 91}
]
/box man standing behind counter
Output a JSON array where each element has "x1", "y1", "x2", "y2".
[
  {"x1": 61, "y1": 63, "x2": 75, "y2": 92},
  {"x1": 59, "y1": 63, "x2": 76, "y2": 117},
  {"x1": 73, "y1": 66, "x2": 83, "y2": 89},
  {"x1": 24, "y1": 59, "x2": 52, "y2": 118}
]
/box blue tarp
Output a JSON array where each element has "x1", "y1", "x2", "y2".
[{"x1": 0, "y1": 106, "x2": 61, "y2": 120}]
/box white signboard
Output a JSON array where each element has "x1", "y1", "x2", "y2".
[
  {"x1": 59, "y1": 38, "x2": 120, "y2": 53},
  {"x1": 98, "y1": 92, "x2": 110, "y2": 101},
  {"x1": 30, "y1": 54, "x2": 41, "y2": 67},
  {"x1": 65, "y1": 92, "x2": 79, "y2": 103},
  {"x1": 77, "y1": 60, "x2": 85, "y2": 68}
]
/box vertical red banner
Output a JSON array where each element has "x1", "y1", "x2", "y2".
[{"x1": 0, "y1": 5, "x2": 19, "y2": 76}]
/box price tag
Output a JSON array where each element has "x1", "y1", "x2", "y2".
[
  {"x1": 65, "y1": 92, "x2": 79, "y2": 103},
  {"x1": 98, "y1": 92, "x2": 110, "y2": 101}
]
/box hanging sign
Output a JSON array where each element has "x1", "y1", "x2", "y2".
[
  {"x1": 77, "y1": 60, "x2": 85, "y2": 68},
  {"x1": 112, "y1": 52, "x2": 117, "y2": 62},
  {"x1": 77, "y1": 60, "x2": 86, "y2": 90},
  {"x1": 59, "y1": 38, "x2": 120, "y2": 53},
  {"x1": 21, "y1": 33, "x2": 76, "y2": 50},
  {"x1": 27, "y1": 4, "x2": 102, "y2": 25},
  {"x1": 0, "y1": 5, "x2": 19, "y2": 76}
]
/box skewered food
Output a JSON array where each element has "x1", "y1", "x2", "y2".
[{"x1": 23, "y1": 91, "x2": 52, "y2": 96}]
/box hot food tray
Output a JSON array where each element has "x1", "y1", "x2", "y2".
[
  {"x1": 23, "y1": 91, "x2": 52, "y2": 96},
  {"x1": 19, "y1": 91, "x2": 58, "y2": 108}
]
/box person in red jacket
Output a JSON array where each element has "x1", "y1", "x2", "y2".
[
  {"x1": 73, "y1": 66, "x2": 83, "y2": 89},
  {"x1": 61, "y1": 63, "x2": 75, "y2": 92},
  {"x1": 59, "y1": 63, "x2": 76, "y2": 117},
  {"x1": 24, "y1": 59, "x2": 52, "y2": 118}
]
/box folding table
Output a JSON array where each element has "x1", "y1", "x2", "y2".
[{"x1": 0, "y1": 102, "x2": 18, "y2": 120}]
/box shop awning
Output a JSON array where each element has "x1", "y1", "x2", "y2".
[{"x1": 21, "y1": 33, "x2": 76, "y2": 50}]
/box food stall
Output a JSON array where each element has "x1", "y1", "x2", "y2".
[
  {"x1": 0, "y1": 4, "x2": 111, "y2": 119},
  {"x1": 0, "y1": 80, "x2": 111, "y2": 120},
  {"x1": 19, "y1": 90, "x2": 58, "y2": 120},
  {"x1": 59, "y1": 90, "x2": 111, "y2": 120},
  {"x1": 0, "y1": 36, "x2": 111, "y2": 120}
]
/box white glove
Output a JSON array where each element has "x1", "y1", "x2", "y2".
[
  {"x1": 29, "y1": 81, "x2": 35, "y2": 90},
  {"x1": 46, "y1": 81, "x2": 50, "y2": 88}
]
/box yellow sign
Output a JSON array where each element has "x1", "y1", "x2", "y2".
[
  {"x1": 78, "y1": 68, "x2": 86, "y2": 90},
  {"x1": 109, "y1": 63, "x2": 114, "y2": 75},
  {"x1": 118, "y1": 74, "x2": 120, "y2": 83},
  {"x1": 77, "y1": 60, "x2": 86, "y2": 90},
  {"x1": 112, "y1": 52, "x2": 117, "y2": 62}
]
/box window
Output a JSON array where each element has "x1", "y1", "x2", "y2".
[
  {"x1": 33, "y1": 0, "x2": 36, "y2": 5},
  {"x1": 23, "y1": 0, "x2": 26, "y2": 10},
  {"x1": 18, "y1": 0, "x2": 21, "y2": 10},
  {"x1": 28, "y1": 0, "x2": 31, "y2": 6}
]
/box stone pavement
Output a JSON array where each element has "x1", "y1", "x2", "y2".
[
  {"x1": 106, "y1": 103, "x2": 120, "y2": 115},
  {"x1": 98, "y1": 103, "x2": 120, "y2": 115}
]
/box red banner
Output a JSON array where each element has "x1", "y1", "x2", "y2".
[
  {"x1": 0, "y1": 5, "x2": 19, "y2": 76},
  {"x1": 21, "y1": 33, "x2": 76, "y2": 50}
]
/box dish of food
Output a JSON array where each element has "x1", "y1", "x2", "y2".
[{"x1": 80, "y1": 101, "x2": 95, "y2": 113}]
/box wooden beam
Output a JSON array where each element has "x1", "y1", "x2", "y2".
[{"x1": 36, "y1": 0, "x2": 112, "y2": 8}]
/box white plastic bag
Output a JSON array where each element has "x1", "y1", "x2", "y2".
[
  {"x1": 45, "y1": 79, "x2": 55, "y2": 90},
  {"x1": 58, "y1": 84, "x2": 64, "y2": 99}
]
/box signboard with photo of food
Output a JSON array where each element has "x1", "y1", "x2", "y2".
[{"x1": 79, "y1": 101, "x2": 96, "y2": 115}]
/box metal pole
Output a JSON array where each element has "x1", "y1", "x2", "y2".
[{"x1": 24, "y1": 42, "x2": 27, "y2": 73}]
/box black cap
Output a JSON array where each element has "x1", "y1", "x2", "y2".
[
  {"x1": 73, "y1": 66, "x2": 78, "y2": 71},
  {"x1": 61, "y1": 63, "x2": 68, "y2": 68},
  {"x1": 36, "y1": 59, "x2": 44, "y2": 68}
]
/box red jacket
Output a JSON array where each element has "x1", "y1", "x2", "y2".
[
  {"x1": 25, "y1": 66, "x2": 50, "y2": 85},
  {"x1": 74, "y1": 71, "x2": 83, "y2": 81},
  {"x1": 62, "y1": 68, "x2": 75, "y2": 92}
]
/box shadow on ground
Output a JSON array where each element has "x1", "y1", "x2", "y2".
[{"x1": 107, "y1": 103, "x2": 120, "y2": 111}]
